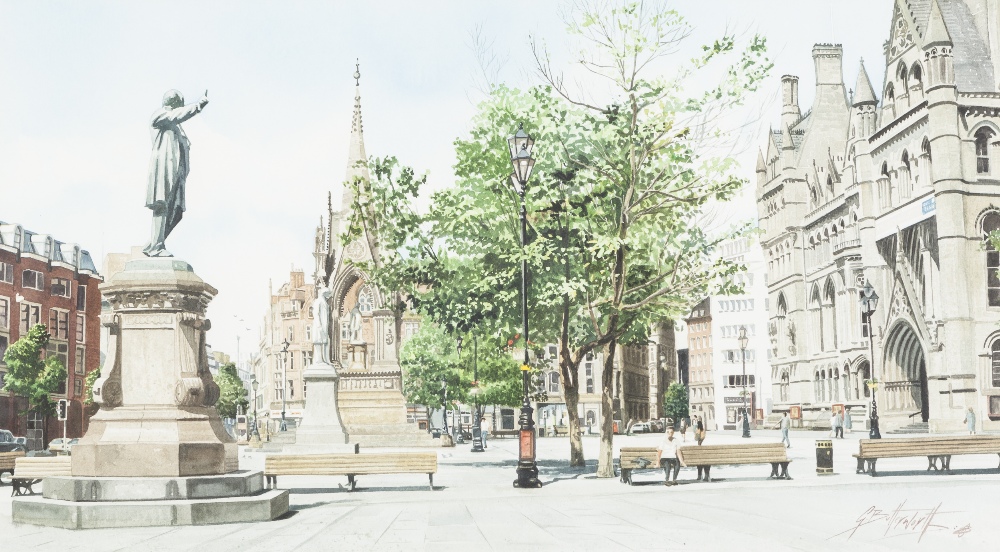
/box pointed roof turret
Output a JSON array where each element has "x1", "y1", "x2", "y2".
[
  {"x1": 756, "y1": 149, "x2": 767, "y2": 173},
  {"x1": 342, "y1": 59, "x2": 371, "y2": 211},
  {"x1": 924, "y1": 0, "x2": 952, "y2": 48},
  {"x1": 852, "y1": 59, "x2": 878, "y2": 106}
]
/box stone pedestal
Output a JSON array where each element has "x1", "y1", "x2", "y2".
[
  {"x1": 13, "y1": 258, "x2": 288, "y2": 527},
  {"x1": 289, "y1": 360, "x2": 350, "y2": 452}
]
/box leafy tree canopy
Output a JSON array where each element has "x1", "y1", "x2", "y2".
[
  {"x1": 2, "y1": 324, "x2": 67, "y2": 416},
  {"x1": 214, "y1": 362, "x2": 249, "y2": 419}
]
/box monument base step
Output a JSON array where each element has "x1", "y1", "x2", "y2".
[
  {"x1": 43, "y1": 471, "x2": 265, "y2": 502},
  {"x1": 349, "y1": 433, "x2": 438, "y2": 447},
  {"x1": 12, "y1": 488, "x2": 288, "y2": 529}
]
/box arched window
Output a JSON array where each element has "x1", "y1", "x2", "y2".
[
  {"x1": 976, "y1": 128, "x2": 995, "y2": 174},
  {"x1": 982, "y1": 211, "x2": 1000, "y2": 306},
  {"x1": 358, "y1": 287, "x2": 373, "y2": 313},
  {"x1": 991, "y1": 340, "x2": 1000, "y2": 387},
  {"x1": 910, "y1": 63, "x2": 923, "y2": 93},
  {"x1": 901, "y1": 150, "x2": 912, "y2": 198},
  {"x1": 827, "y1": 175, "x2": 834, "y2": 196},
  {"x1": 885, "y1": 83, "x2": 895, "y2": 103},
  {"x1": 897, "y1": 61, "x2": 908, "y2": 82}
]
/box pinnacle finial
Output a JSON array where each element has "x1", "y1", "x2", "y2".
[{"x1": 354, "y1": 59, "x2": 360, "y2": 86}]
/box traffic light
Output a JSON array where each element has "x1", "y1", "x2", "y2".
[{"x1": 56, "y1": 399, "x2": 68, "y2": 421}]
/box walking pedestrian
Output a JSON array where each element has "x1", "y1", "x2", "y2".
[
  {"x1": 679, "y1": 417, "x2": 689, "y2": 442},
  {"x1": 480, "y1": 416, "x2": 489, "y2": 449},
  {"x1": 964, "y1": 407, "x2": 976, "y2": 435},
  {"x1": 656, "y1": 427, "x2": 681, "y2": 486},
  {"x1": 829, "y1": 411, "x2": 838, "y2": 438},
  {"x1": 776, "y1": 412, "x2": 791, "y2": 448},
  {"x1": 844, "y1": 409, "x2": 853, "y2": 434},
  {"x1": 694, "y1": 415, "x2": 706, "y2": 445},
  {"x1": 835, "y1": 410, "x2": 844, "y2": 439},
  {"x1": 626, "y1": 418, "x2": 636, "y2": 436}
]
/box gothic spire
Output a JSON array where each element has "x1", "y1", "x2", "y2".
[
  {"x1": 852, "y1": 59, "x2": 878, "y2": 106},
  {"x1": 343, "y1": 59, "x2": 370, "y2": 212}
]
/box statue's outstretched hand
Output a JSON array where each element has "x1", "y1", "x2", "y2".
[{"x1": 200, "y1": 90, "x2": 209, "y2": 108}]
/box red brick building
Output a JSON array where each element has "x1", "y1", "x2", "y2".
[{"x1": 0, "y1": 221, "x2": 102, "y2": 449}]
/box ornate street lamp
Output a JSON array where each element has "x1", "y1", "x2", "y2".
[
  {"x1": 471, "y1": 334, "x2": 484, "y2": 453},
  {"x1": 859, "y1": 280, "x2": 881, "y2": 439},
  {"x1": 738, "y1": 326, "x2": 751, "y2": 438},
  {"x1": 250, "y1": 378, "x2": 261, "y2": 442},
  {"x1": 509, "y1": 123, "x2": 541, "y2": 488},
  {"x1": 280, "y1": 338, "x2": 290, "y2": 432},
  {"x1": 456, "y1": 336, "x2": 464, "y2": 444}
]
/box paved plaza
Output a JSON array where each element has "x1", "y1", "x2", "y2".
[{"x1": 2, "y1": 429, "x2": 999, "y2": 551}]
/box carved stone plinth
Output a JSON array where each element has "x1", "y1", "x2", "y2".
[
  {"x1": 15, "y1": 258, "x2": 289, "y2": 528},
  {"x1": 73, "y1": 258, "x2": 233, "y2": 477}
]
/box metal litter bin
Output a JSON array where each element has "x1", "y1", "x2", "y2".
[{"x1": 816, "y1": 439, "x2": 833, "y2": 475}]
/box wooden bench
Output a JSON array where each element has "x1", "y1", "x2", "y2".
[
  {"x1": 264, "y1": 452, "x2": 438, "y2": 491},
  {"x1": 0, "y1": 451, "x2": 26, "y2": 484},
  {"x1": 619, "y1": 447, "x2": 660, "y2": 485},
  {"x1": 853, "y1": 436, "x2": 1000, "y2": 476},
  {"x1": 11, "y1": 455, "x2": 73, "y2": 496},
  {"x1": 678, "y1": 443, "x2": 791, "y2": 482},
  {"x1": 490, "y1": 429, "x2": 519, "y2": 438},
  {"x1": 552, "y1": 426, "x2": 569, "y2": 437}
]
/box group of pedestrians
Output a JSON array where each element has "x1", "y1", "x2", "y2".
[{"x1": 827, "y1": 408, "x2": 853, "y2": 438}]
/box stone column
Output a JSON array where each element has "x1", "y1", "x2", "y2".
[{"x1": 72, "y1": 258, "x2": 235, "y2": 477}]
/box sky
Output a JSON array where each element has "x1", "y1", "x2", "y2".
[{"x1": 0, "y1": 1, "x2": 892, "y2": 367}]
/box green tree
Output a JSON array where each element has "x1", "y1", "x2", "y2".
[
  {"x1": 2, "y1": 324, "x2": 68, "y2": 426},
  {"x1": 663, "y1": 383, "x2": 689, "y2": 422},
  {"x1": 341, "y1": 2, "x2": 769, "y2": 476},
  {"x1": 213, "y1": 362, "x2": 249, "y2": 419}
]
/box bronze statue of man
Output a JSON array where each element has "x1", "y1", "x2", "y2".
[{"x1": 144, "y1": 89, "x2": 209, "y2": 257}]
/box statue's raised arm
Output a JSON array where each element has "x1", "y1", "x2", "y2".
[{"x1": 144, "y1": 89, "x2": 209, "y2": 257}]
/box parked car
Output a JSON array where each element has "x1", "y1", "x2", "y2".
[
  {"x1": 648, "y1": 419, "x2": 666, "y2": 433},
  {"x1": 630, "y1": 422, "x2": 651, "y2": 434},
  {"x1": 0, "y1": 429, "x2": 26, "y2": 453},
  {"x1": 48, "y1": 438, "x2": 79, "y2": 454}
]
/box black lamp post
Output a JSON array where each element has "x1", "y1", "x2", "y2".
[
  {"x1": 456, "y1": 336, "x2": 464, "y2": 444},
  {"x1": 509, "y1": 123, "x2": 541, "y2": 489},
  {"x1": 250, "y1": 378, "x2": 260, "y2": 441},
  {"x1": 738, "y1": 326, "x2": 751, "y2": 438},
  {"x1": 860, "y1": 280, "x2": 881, "y2": 439},
  {"x1": 280, "y1": 338, "x2": 290, "y2": 432},
  {"x1": 471, "y1": 334, "x2": 484, "y2": 452},
  {"x1": 440, "y1": 377, "x2": 448, "y2": 436}
]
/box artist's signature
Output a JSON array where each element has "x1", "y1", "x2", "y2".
[{"x1": 829, "y1": 501, "x2": 972, "y2": 542}]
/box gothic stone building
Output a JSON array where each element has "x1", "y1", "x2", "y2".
[{"x1": 757, "y1": 0, "x2": 1000, "y2": 432}]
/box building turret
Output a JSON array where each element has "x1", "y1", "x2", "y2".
[
  {"x1": 780, "y1": 75, "x2": 801, "y2": 131},
  {"x1": 850, "y1": 60, "x2": 879, "y2": 140},
  {"x1": 923, "y1": 0, "x2": 955, "y2": 91}
]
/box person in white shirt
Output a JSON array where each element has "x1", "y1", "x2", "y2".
[
  {"x1": 657, "y1": 427, "x2": 681, "y2": 486},
  {"x1": 480, "y1": 417, "x2": 489, "y2": 449}
]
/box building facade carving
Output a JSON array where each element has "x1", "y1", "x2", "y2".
[{"x1": 757, "y1": 0, "x2": 1000, "y2": 432}]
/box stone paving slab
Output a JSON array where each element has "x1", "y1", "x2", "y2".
[{"x1": 1, "y1": 430, "x2": 998, "y2": 551}]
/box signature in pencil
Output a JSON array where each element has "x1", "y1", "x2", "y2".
[{"x1": 828, "y1": 501, "x2": 972, "y2": 542}]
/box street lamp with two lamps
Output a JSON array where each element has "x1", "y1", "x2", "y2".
[{"x1": 509, "y1": 123, "x2": 541, "y2": 489}]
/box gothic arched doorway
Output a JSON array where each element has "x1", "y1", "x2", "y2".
[{"x1": 882, "y1": 321, "x2": 929, "y2": 422}]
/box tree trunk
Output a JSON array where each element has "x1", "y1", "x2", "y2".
[
  {"x1": 564, "y1": 370, "x2": 584, "y2": 467},
  {"x1": 597, "y1": 335, "x2": 618, "y2": 477}
]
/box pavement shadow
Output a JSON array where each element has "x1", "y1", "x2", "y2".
[{"x1": 855, "y1": 467, "x2": 1000, "y2": 478}]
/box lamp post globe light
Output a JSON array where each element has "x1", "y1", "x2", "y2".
[
  {"x1": 509, "y1": 123, "x2": 541, "y2": 488},
  {"x1": 280, "y1": 338, "x2": 290, "y2": 432},
  {"x1": 859, "y1": 280, "x2": 881, "y2": 439},
  {"x1": 738, "y1": 326, "x2": 751, "y2": 438}
]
